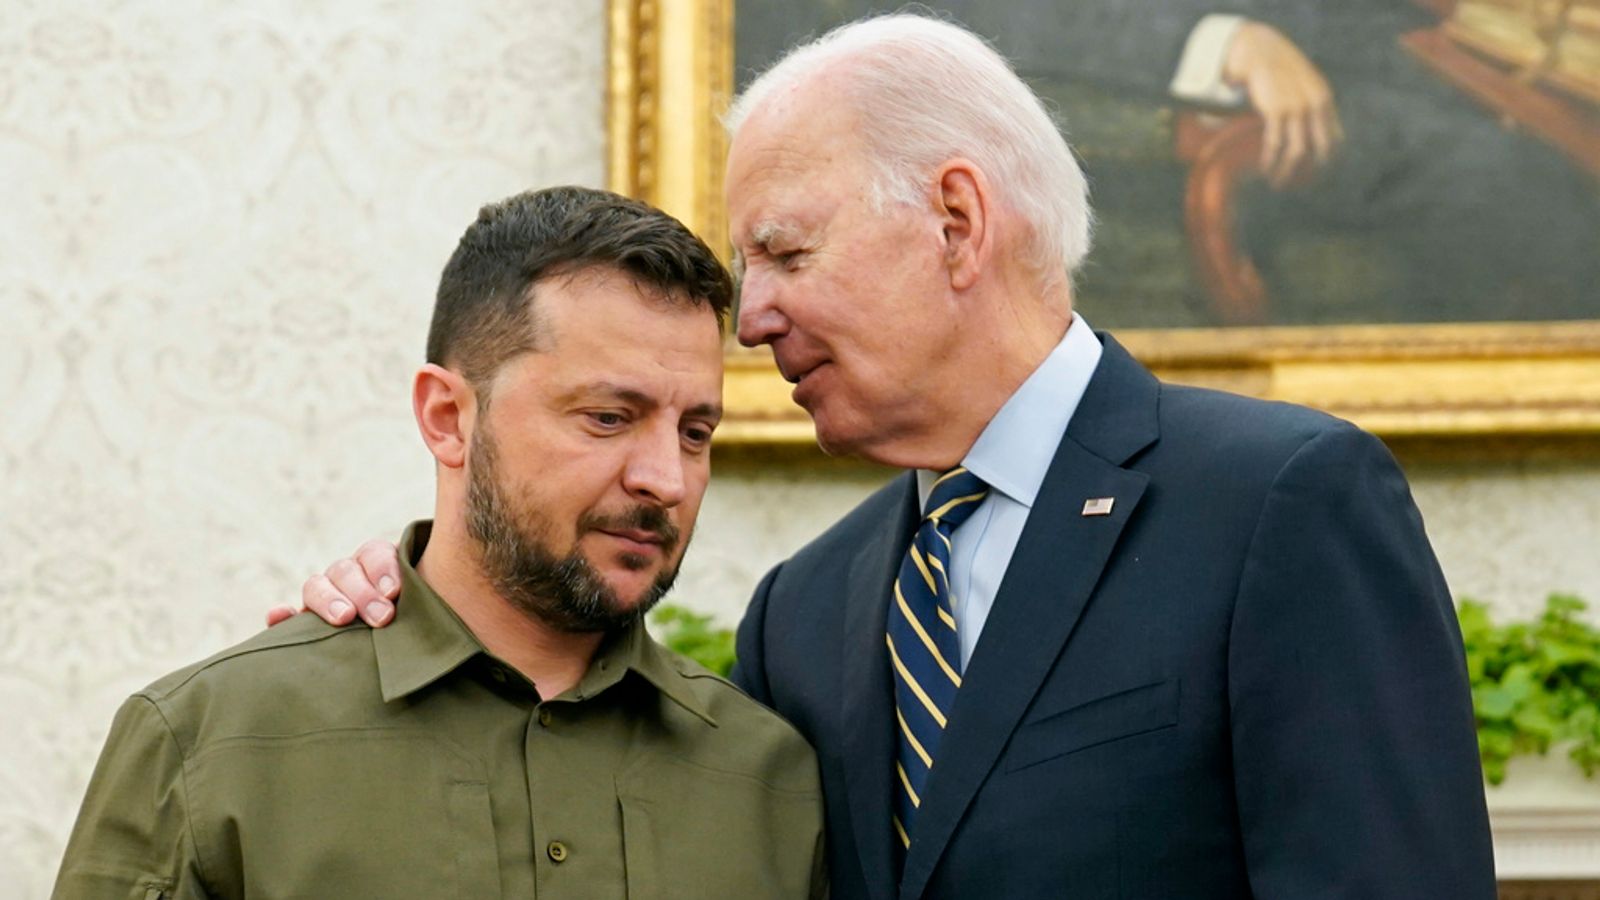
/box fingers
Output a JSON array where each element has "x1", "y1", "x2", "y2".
[
  {"x1": 1260, "y1": 111, "x2": 1285, "y2": 181},
  {"x1": 291, "y1": 538, "x2": 403, "y2": 629},
  {"x1": 1256, "y1": 90, "x2": 1340, "y2": 187},
  {"x1": 325, "y1": 557, "x2": 393, "y2": 627},
  {"x1": 265, "y1": 604, "x2": 299, "y2": 628},
  {"x1": 354, "y1": 539, "x2": 403, "y2": 600},
  {"x1": 1229, "y1": 21, "x2": 1340, "y2": 187},
  {"x1": 1302, "y1": 76, "x2": 1341, "y2": 175},
  {"x1": 1273, "y1": 112, "x2": 1307, "y2": 188},
  {"x1": 1308, "y1": 108, "x2": 1332, "y2": 169},
  {"x1": 302, "y1": 571, "x2": 360, "y2": 625}
]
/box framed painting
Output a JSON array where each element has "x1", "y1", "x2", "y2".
[{"x1": 607, "y1": 0, "x2": 1600, "y2": 448}]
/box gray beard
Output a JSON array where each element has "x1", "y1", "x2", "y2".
[{"x1": 464, "y1": 422, "x2": 682, "y2": 634}]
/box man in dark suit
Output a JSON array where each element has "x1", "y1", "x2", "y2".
[{"x1": 292, "y1": 13, "x2": 1497, "y2": 898}]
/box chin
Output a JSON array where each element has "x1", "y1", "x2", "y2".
[
  {"x1": 600, "y1": 568, "x2": 664, "y2": 605},
  {"x1": 810, "y1": 412, "x2": 872, "y2": 460}
]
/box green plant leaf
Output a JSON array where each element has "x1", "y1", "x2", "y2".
[
  {"x1": 649, "y1": 604, "x2": 738, "y2": 677},
  {"x1": 1463, "y1": 594, "x2": 1600, "y2": 783}
]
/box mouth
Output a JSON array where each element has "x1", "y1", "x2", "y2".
[
  {"x1": 595, "y1": 529, "x2": 667, "y2": 555},
  {"x1": 781, "y1": 359, "x2": 829, "y2": 387}
]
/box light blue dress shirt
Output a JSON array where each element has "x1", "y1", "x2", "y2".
[{"x1": 915, "y1": 314, "x2": 1103, "y2": 669}]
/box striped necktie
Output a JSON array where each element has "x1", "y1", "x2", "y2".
[{"x1": 888, "y1": 465, "x2": 989, "y2": 850}]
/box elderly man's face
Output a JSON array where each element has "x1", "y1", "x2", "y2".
[
  {"x1": 463, "y1": 269, "x2": 724, "y2": 631},
  {"x1": 727, "y1": 86, "x2": 961, "y2": 462}
]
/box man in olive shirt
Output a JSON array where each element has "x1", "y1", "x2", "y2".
[{"x1": 54, "y1": 186, "x2": 826, "y2": 899}]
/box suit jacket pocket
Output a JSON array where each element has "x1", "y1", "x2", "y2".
[{"x1": 1003, "y1": 678, "x2": 1180, "y2": 773}]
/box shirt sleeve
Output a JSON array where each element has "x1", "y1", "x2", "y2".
[
  {"x1": 52, "y1": 695, "x2": 209, "y2": 900},
  {"x1": 1169, "y1": 13, "x2": 1249, "y2": 107}
]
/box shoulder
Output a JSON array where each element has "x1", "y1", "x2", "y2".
[
  {"x1": 140, "y1": 614, "x2": 367, "y2": 701},
  {"x1": 1142, "y1": 384, "x2": 1413, "y2": 546},
  {"x1": 1079, "y1": 335, "x2": 1373, "y2": 487},
  {"x1": 1151, "y1": 383, "x2": 1380, "y2": 477},
  {"x1": 647, "y1": 648, "x2": 820, "y2": 795},
  {"x1": 135, "y1": 616, "x2": 377, "y2": 751},
  {"x1": 1160, "y1": 382, "x2": 1351, "y2": 448}
]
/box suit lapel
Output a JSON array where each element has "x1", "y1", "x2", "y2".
[
  {"x1": 898, "y1": 335, "x2": 1160, "y2": 900},
  {"x1": 842, "y1": 472, "x2": 920, "y2": 900}
]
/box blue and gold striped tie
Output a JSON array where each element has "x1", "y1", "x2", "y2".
[{"x1": 888, "y1": 465, "x2": 989, "y2": 849}]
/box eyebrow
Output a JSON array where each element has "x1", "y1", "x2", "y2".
[
  {"x1": 737, "y1": 220, "x2": 804, "y2": 253},
  {"x1": 687, "y1": 402, "x2": 724, "y2": 424},
  {"x1": 733, "y1": 219, "x2": 804, "y2": 282},
  {"x1": 563, "y1": 382, "x2": 723, "y2": 423}
]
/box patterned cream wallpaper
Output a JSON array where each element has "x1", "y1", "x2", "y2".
[
  {"x1": 0, "y1": 0, "x2": 606, "y2": 892},
  {"x1": 1410, "y1": 460, "x2": 1600, "y2": 618},
  {"x1": 4, "y1": 1, "x2": 1599, "y2": 895}
]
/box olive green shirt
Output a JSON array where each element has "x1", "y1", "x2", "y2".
[{"x1": 54, "y1": 522, "x2": 825, "y2": 899}]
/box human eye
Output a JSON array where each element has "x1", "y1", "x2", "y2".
[
  {"x1": 682, "y1": 421, "x2": 716, "y2": 451},
  {"x1": 585, "y1": 410, "x2": 630, "y2": 432}
]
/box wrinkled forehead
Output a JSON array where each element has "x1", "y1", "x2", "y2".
[
  {"x1": 728, "y1": 120, "x2": 869, "y2": 226},
  {"x1": 729, "y1": 74, "x2": 869, "y2": 183}
]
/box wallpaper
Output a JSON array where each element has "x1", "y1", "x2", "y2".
[{"x1": 0, "y1": 1, "x2": 604, "y2": 891}]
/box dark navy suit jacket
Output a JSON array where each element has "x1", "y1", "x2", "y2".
[{"x1": 731, "y1": 335, "x2": 1495, "y2": 899}]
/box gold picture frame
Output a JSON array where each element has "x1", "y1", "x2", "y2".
[{"x1": 605, "y1": 0, "x2": 1600, "y2": 450}]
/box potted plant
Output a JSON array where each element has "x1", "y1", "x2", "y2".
[{"x1": 1461, "y1": 593, "x2": 1600, "y2": 881}]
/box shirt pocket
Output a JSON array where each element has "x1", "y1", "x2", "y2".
[
  {"x1": 445, "y1": 779, "x2": 501, "y2": 900},
  {"x1": 1003, "y1": 678, "x2": 1181, "y2": 773},
  {"x1": 616, "y1": 754, "x2": 822, "y2": 900}
]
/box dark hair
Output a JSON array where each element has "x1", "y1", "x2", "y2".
[{"x1": 427, "y1": 185, "x2": 733, "y2": 389}]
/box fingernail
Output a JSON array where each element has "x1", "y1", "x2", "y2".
[
  {"x1": 366, "y1": 601, "x2": 392, "y2": 624},
  {"x1": 378, "y1": 576, "x2": 397, "y2": 596},
  {"x1": 330, "y1": 599, "x2": 353, "y2": 621}
]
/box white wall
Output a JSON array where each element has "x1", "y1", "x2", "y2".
[{"x1": 4, "y1": 1, "x2": 1599, "y2": 895}]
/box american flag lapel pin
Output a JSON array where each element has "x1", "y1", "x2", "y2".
[{"x1": 1081, "y1": 497, "x2": 1115, "y2": 517}]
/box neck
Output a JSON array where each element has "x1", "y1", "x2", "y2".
[
  {"x1": 871, "y1": 287, "x2": 1073, "y2": 471},
  {"x1": 416, "y1": 512, "x2": 604, "y2": 699}
]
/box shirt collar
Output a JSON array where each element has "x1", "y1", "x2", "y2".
[
  {"x1": 373, "y1": 521, "x2": 716, "y2": 725},
  {"x1": 373, "y1": 521, "x2": 483, "y2": 703},
  {"x1": 577, "y1": 620, "x2": 719, "y2": 727},
  {"x1": 917, "y1": 313, "x2": 1103, "y2": 509}
]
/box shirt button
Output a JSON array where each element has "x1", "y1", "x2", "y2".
[
  {"x1": 547, "y1": 840, "x2": 569, "y2": 863},
  {"x1": 538, "y1": 708, "x2": 553, "y2": 728},
  {"x1": 491, "y1": 667, "x2": 508, "y2": 684}
]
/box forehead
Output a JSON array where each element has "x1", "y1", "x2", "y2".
[
  {"x1": 727, "y1": 83, "x2": 867, "y2": 226},
  {"x1": 498, "y1": 269, "x2": 723, "y2": 400}
]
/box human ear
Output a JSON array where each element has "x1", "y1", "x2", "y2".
[
  {"x1": 412, "y1": 364, "x2": 473, "y2": 469},
  {"x1": 935, "y1": 159, "x2": 989, "y2": 291}
]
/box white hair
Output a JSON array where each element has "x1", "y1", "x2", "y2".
[{"x1": 726, "y1": 13, "x2": 1093, "y2": 282}]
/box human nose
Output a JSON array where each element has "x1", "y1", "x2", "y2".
[
  {"x1": 621, "y1": 423, "x2": 687, "y2": 508},
  {"x1": 735, "y1": 269, "x2": 789, "y2": 348}
]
